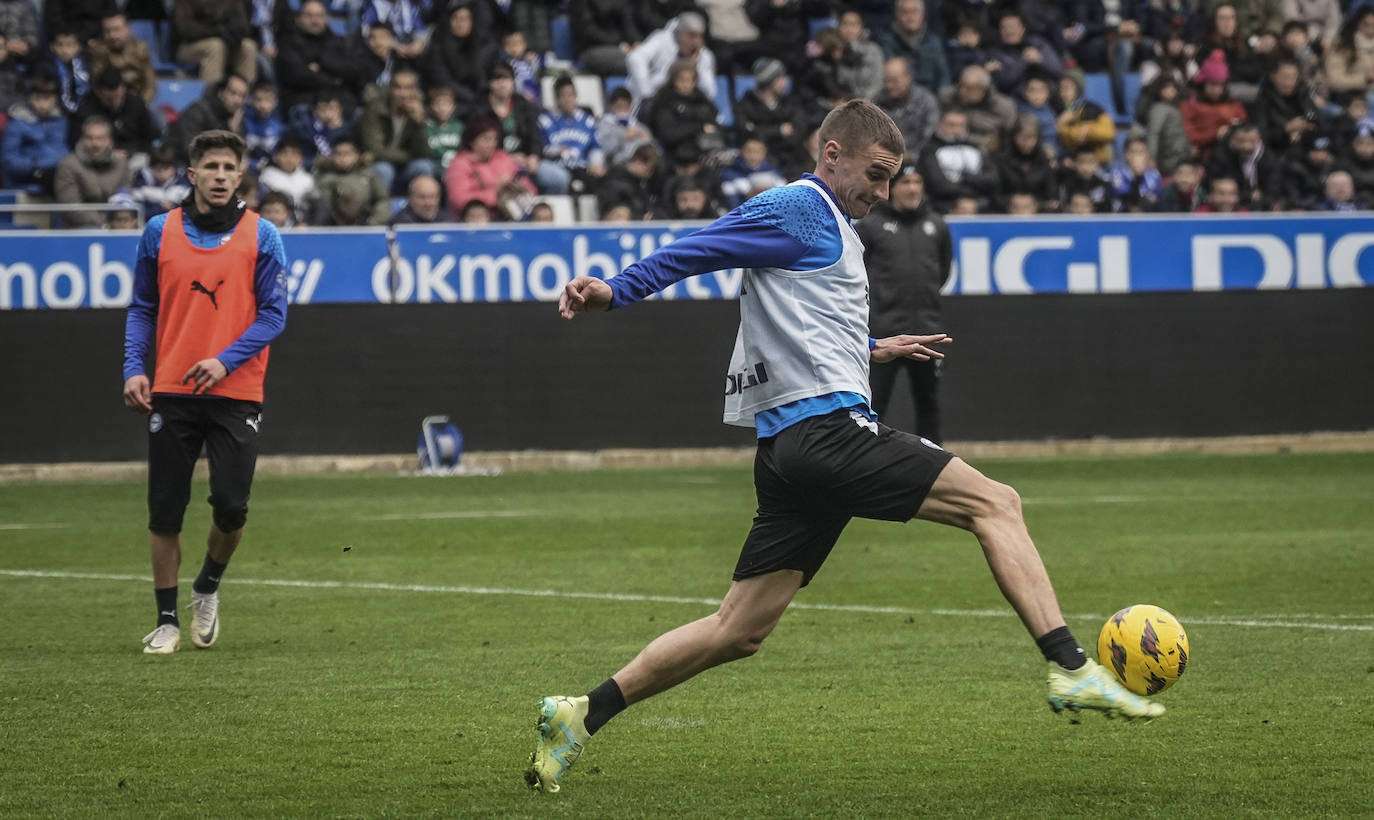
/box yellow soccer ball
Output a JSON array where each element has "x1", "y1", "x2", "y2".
[{"x1": 1097, "y1": 604, "x2": 1190, "y2": 695}]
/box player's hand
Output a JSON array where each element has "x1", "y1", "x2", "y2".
[
  {"x1": 871, "y1": 334, "x2": 952, "y2": 363},
  {"x1": 558, "y1": 276, "x2": 613, "y2": 319},
  {"x1": 182, "y1": 358, "x2": 228, "y2": 394},
  {"x1": 123, "y1": 374, "x2": 153, "y2": 413}
]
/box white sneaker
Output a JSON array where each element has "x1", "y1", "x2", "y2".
[
  {"x1": 142, "y1": 623, "x2": 181, "y2": 654},
  {"x1": 188, "y1": 591, "x2": 220, "y2": 648}
]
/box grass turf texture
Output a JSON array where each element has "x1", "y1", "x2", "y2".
[{"x1": 1, "y1": 452, "x2": 1371, "y2": 818}]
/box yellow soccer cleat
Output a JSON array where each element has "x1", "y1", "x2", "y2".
[
  {"x1": 524, "y1": 695, "x2": 590, "y2": 793},
  {"x1": 1046, "y1": 659, "x2": 1166, "y2": 721}
]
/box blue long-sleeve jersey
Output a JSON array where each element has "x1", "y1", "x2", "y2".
[
  {"x1": 123, "y1": 212, "x2": 289, "y2": 384},
  {"x1": 608, "y1": 175, "x2": 874, "y2": 437}
]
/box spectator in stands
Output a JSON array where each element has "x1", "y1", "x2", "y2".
[
  {"x1": 1227, "y1": 0, "x2": 1283, "y2": 41},
  {"x1": 1198, "y1": 3, "x2": 1265, "y2": 102},
  {"x1": 276, "y1": 0, "x2": 355, "y2": 114},
  {"x1": 877, "y1": 0, "x2": 950, "y2": 95},
  {"x1": 1323, "y1": 9, "x2": 1374, "y2": 100},
  {"x1": 1015, "y1": 73, "x2": 1059, "y2": 158},
  {"x1": 745, "y1": 0, "x2": 831, "y2": 77},
  {"x1": 358, "y1": 68, "x2": 435, "y2": 194},
  {"x1": 47, "y1": 27, "x2": 90, "y2": 119},
  {"x1": 243, "y1": 81, "x2": 285, "y2": 170},
  {"x1": 1195, "y1": 174, "x2": 1245, "y2": 211},
  {"x1": 627, "y1": 11, "x2": 715, "y2": 105},
  {"x1": 985, "y1": 10, "x2": 1063, "y2": 96},
  {"x1": 2, "y1": 75, "x2": 67, "y2": 192},
  {"x1": 994, "y1": 113, "x2": 1058, "y2": 212},
  {"x1": 259, "y1": 134, "x2": 318, "y2": 222},
  {"x1": 719, "y1": 135, "x2": 785, "y2": 207},
  {"x1": 835, "y1": 10, "x2": 885, "y2": 101},
  {"x1": 104, "y1": 190, "x2": 139, "y2": 229},
  {"x1": 660, "y1": 175, "x2": 719, "y2": 219},
  {"x1": 644, "y1": 59, "x2": 722, "y2": 161},
  {"x1": 803, "y1": 27, "x2": 859, "y2": 106},
  {"x1": 55, "y1": 115, "x2": 131, "y2": 227},
  {"x1": 1279, "y1": 20, "x2": 1327, "y2": 109},
  {"x1": 314, "y1": 133, "x2": 392, "y2": 225},
  {"x1": 594, "y1": 141, "x2": 661, "y2": 218},
  {"x1": 540, "y1": 75, "x2": 607, "y2": 190},
  {"x1": 290, "y1": 89, "x2": 353, "y2": 167},
  {"x1": 476, "y1": 0, "x2": 558, "y2": 56},
  {"x1": 939, "y1": 65, "x2": 1017, "y2": 151},
  {"x1": 349, "y1": 23, "x2": 413, "y2": 107},
  {"x1": 72, "y1": 67, "x2": 157, "y2": 164},
  {"x1": 1056, "y1": 0, "x2": 1116, "y2": 74},
  {"x1": 1110, "y1": 136, "x2": 1164, "y2": 212},
  {"x1": 426, "y1": 85, "x2": 464, "y2": 171},
  {"x1": 460, "y1": 198, "x2": 494, "y2": 222},
  {"x1": 0, "y1": 0, "x2": 38, "y2": 67},
  {"x1": 1055, "y1": 70, "x2": 1116, "y2": 164},
  {"x1": 1279, "y1": 128, "x2": 1337, "y2": 209},
  {"x1": 1207, "y1": 121, "x2": 1281, "y2": 209},
  {"x1": 1325, "y1": 90, "x2": 1368, "y2": 149},
  {"x1": 258, "y1": 190, "x2": 295, "y2": 229},
  {"x1": 916, "y1": 108, "x2": 1000, "y2": 213},
  {"x1": 528, "y1": 200, "x2": 556, "y2": 222},
  {"x1": 480, "y1": 62, "x2": 570, "y2": 194},
  {"x1": 600, "y1": 201, "x2": 633, "y2": 221},
  {"x1": 597, "y1": 86, "x2": 655, "y2": 166},
  {"x1": 497, "y1": 28, "x2": 543, "y2": 102},
  {"x1": 734, "y1": 57, "x2": 809, "y2": 178},
  {"x1": 1315, "y1": 168, "x2": 1364, "y2": 210},
  {"x1": 943, "y1": 18, "x2": 990, "y2": 83},
  {"x1": 1160, "y1": 158, "x2": 1203, "y2": 212},
  {"x1": 444, "y1": 116, "x2": 537, "y2": 220},
  {"x1": 1064, "y1": 190, "x2": 1096, "y2": 214},
  {"x1": 875, "y1": 56, "x2": 940, "y2": 159},
  {"x1": 1138, "y1": 25, "x2": 1200, "y2": 90},
  {"x1": 166, "y1": 75, "x2": 249, "y2": 164},
  {"x1": 1283, "y1": 0, "x2": 1339, "y2": 52},
  {"x1": 1136, "y1": 76, "x2": 1189, "y2": 177},
  {"x1": 43, "y1": 0, "x2": 116, "y2": 46},
  {"x1": 633, "y1": 0, "x2": 704, "y2": 37},
  {"x1": 86, "y1": 13, "x2": 156, "y2": 106},
  {"x1": 1180, "y1": 52, "x2": 1247, "y2": 161},
  {"x1": 420, "y1": 1, "x2": 492, "y2": 117},
  {"x1": 360, "y1": 0, "x2": 430, "y2": 61},
  {"x1": 571, "y1": 0, "x2": 642, "y2": 76},
  {"x1": 171, "y1": 0, "x2": 258, "y2": 84},
  {"x1": 1341, "y1": 121, "x2": 1374, "y2": 205},
  {"x1": 391, "y1": 173, "x2": 444, "y2": 224},
  {"x1": 1012, "y1": 0, "x2": 1071, "y2": 60},
  {"x1": 129, "y1": 143, "x2": 191, "y2": 219},
  {"x1": 1251, "y1": 58, "x2": 1317, "y2": 154},
  {"x1": 0, "y1": 30, "x2": 25, "y2": 112},
  {"x1": 1059, "y1": 145, "x2": 1112, "y2": 212}
]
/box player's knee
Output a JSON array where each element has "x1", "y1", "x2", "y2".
[
  {"x1": 970, "y1": 480, "x2": 1023, "y2": 531},
  {"x1": 212, "y1": 505, "x2": 247, "y2": 533}
]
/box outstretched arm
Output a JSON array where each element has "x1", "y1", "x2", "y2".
[{"x1": 559, "y1": 276, "x2": 613, "y2": 319}]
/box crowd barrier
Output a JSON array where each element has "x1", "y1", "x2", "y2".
[{"x1": 3, "y1": 213, "x2": 1372, "y2": 311}]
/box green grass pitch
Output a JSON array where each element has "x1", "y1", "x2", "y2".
[{"x1": 1, "y1": 452, "x2": 1372, "y2": 818}]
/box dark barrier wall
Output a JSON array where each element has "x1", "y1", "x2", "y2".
[{"x1": 3, "y1": 289, "x2": 1372, "y2": 464}]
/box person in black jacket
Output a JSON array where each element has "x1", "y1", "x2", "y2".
[
  {"x1": 420, "y1": 1, "x2": 494, "y2": 118},
  {"x1": 858, "y1": 162, "x2": 952, "y2": 443},
  {"x1": 994, "y1": 113, "x2": 1058, "y2": 212},
  {"x1": 571, "y1": 0, "x2": 641, "y2": 76},
  {"x1": 642, "y1": 59, "x2": 720, "y2": 158},
  {"x1": 1249, "y1": 58, "x2": 1317, "y2": 154},
  {"x1": 165, "y1": 75, "x2": 249, "y2": 164},
  {"x1": 916, "y1": 108, "x2": 1000, "y2": 213},
  {"x1": 734, "y1": 58, "x2": 809, "y2": 178},
  {"x1": 275, "y1": 0, "x2": 357, "y2": 114},
  {"x1": 1205, "y1": 121, "x2": 1282, "y2": 209},
  {"x1": 71, "y1": 67, "x2": 158, "y2": 162}
]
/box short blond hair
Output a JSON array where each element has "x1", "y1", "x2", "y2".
[{"x1": 816, "y1": 99, "x2": 905, "y2": 159}]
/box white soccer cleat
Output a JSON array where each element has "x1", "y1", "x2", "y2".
[
  {"x1": 142, "y1": 623, "x2": 181, "y2": 654},
  {"x1": 1046, "y1": 659, "x2": 1165, "y2": 720},
  {"x1": 188, "y1": 591, "x2": 220, "y2": 648}
]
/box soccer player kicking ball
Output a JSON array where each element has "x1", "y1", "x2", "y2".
[
  {"x1": 526, "y1": 99, "x2": 1161, "y2": 793},
  {"x1": 122, "y1": 130, "x2": 288, "y2": 654}
]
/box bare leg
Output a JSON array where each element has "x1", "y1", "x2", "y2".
[
  {"x1": 613, "y1": 570, "x2": 804, "y2": 705},
  {"x1": 207, "y1": 525, "x2": 243, "y2": 564},
  {"x1": 150, "y1": 532, "x2": 181, "y2": 588},
  {"x1": 915, "y1": 457, "x2": 1066, "y2": 638}
]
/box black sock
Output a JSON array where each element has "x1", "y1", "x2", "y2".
[
  {"x1": 584, "y1": 678, "x2": 627, "y2": 736},
  {"x1": 1037, "y1": 625, "x2": 1087, "y2": 670},
  {"x1": 192, "y1": 554, "x2": 228, "y2": 594},
  {"x1": 155, "y1": 586, "x2": 178, "y2": 627}
]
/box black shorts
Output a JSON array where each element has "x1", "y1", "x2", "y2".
[
  {"x1": 733, "y1": 408, "x2": 955, "y2": 587},
  {"x1": 147, "y1": 395, "x2": 262, "y2": 535}
]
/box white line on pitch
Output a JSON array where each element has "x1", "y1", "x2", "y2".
[
  {"x1": 1, "y1": 568, "x2": 1370, "y2": 632},
  {"x1": 0, "y1": 523, "x2": 68, "y2": 531},
  {"x1": 364, "y1": 510, "x2": 539, "y2": 521}
]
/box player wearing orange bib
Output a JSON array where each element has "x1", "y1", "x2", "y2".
[{"x1": 122, "y1": 130, "x2": 288, "y2": 655}]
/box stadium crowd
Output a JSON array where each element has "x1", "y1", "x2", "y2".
[{"x1": 3, "y1": 0, "x2": 1374, "y2": 228}]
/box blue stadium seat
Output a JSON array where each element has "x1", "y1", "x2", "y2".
[
  {"x1": 809, "y1": 16, "x2": 837, "y2": 38},
  {"x1": 329, "y1": 17, "x2": 350, "y2": 37},
  {"x1": 154, "y1": 79, "x2": 205, "y2": 112},
  {"x1": 733, "y1": 74, "x2": 756, "y2": 100},
  {"x1": 1119, "y1": 72, "x2": 1143, "y2": 123},
  {"x1": 550, "y1": 15, "x2": 575, "y2": 61},
  {"x1": 714, "y1": 75, "x2": 734, "y2": 127},
  {"x1": 1081, "y1": 72, "x2": 1113, "y2": 110},
  {"x1": 604, "y1": 75, "x2": 627, "y2": 98}
]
